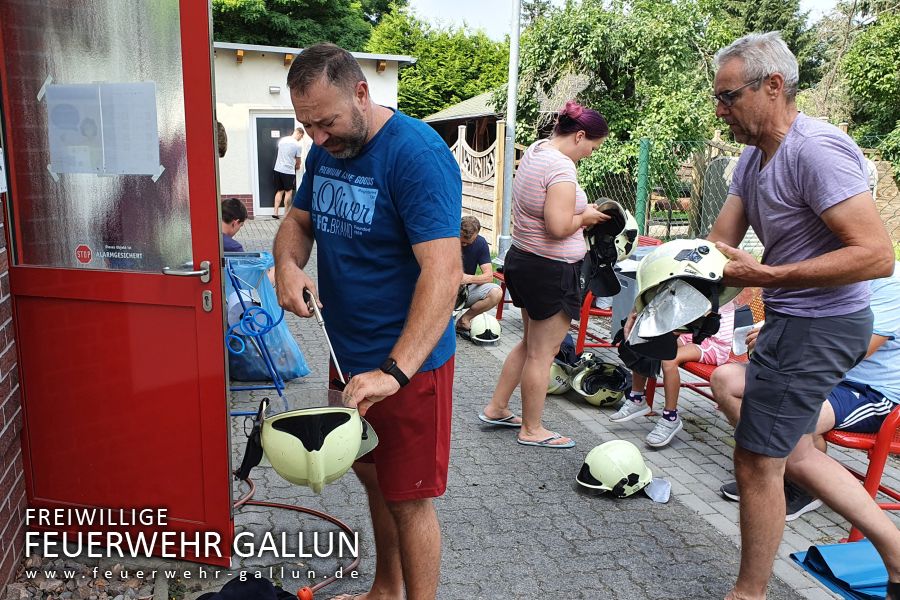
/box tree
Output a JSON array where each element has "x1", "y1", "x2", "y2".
[
  {"x1": 508, "y1": 0, "x2": 740, "y2": 197},
  {"x1": 367, "y1": 10, "x2": 509, "y2": 118},
  {"x1": 522, "y1": 0, "x2": 554, "y2": 26},
  {"x1": 721, "y1": 0, "x2": 823, "y2": 88},
  {"x1": 213, "y1": 0, "x2": 374, "y2": 51},
  {"x1": 361, "y1": 0, "x2": 409, "y2": 25},
  {"x1": 841, "y1": 9, "x2": 900, "y2": 171}
]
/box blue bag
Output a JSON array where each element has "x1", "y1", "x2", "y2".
[{"x1": 224, "y1": 252, "x2": 310, "y2": 382}]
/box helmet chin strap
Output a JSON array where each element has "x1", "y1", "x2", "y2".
[{"x1": 689, "y1": 282, "x2": 722, "y2": 344}]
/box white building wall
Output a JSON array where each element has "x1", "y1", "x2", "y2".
[{"x1": 213, "y1": 47, "x2": 400, "y2": 204}]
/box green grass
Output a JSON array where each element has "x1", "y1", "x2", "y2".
[{"x1": 895, "y1": 241, "x2": 900, "y2": 261}]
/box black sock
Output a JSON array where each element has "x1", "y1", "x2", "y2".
[{"x1": 662, "y1": 409, "x2": 678, "y2": 421}]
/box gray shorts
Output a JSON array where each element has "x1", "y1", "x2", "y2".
[
  {"x1": 465, "y1": 283, "x2": 501, "y2": 307},
  {"x1": 735, "y1": 307, "x2": 872, "y2": 458}
]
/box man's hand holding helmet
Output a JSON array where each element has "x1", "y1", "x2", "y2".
[
  {"x1": 343, "y1": 367, "x2": 402, "y2": 416},
  {"x1": 715, "y1": 241, "x2": 774, "y2": 287}
]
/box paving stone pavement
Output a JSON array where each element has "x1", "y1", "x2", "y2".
[{"x1": 225, "y1": 217, "x2": 900, "y2": 599}]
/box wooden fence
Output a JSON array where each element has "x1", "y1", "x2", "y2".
[{"x1": 450, "y1": 121, "x2": 524, "y2": 251}]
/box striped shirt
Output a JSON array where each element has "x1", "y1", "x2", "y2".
[{"x1": 511, "y1": 140, "x2": 587, "y2": 263}]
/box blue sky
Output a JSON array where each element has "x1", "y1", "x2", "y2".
[{"x1": 407, "y1": 0, "x2": 839, "y2": 41}]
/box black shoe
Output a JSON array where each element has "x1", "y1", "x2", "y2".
[
  {"x1": 784, "y1": 481, "x2": 822, "y2": 522},
  {"x1": 720, "y1": 480, "x2": 739, "y2": 501},
  {"x1": 887, "y1": 581, "x2": 900, "y2": 600},
  {"x1": 272, "y1": 214, "x2": 280, "y2": 219}
]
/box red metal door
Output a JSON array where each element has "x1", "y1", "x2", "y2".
[{"x1": 0, "y1": 1, "x2": 232, "y2": 565}]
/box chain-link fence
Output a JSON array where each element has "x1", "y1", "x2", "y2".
[
  {"x1": 642, "y1": 136, "x2": 761, "y2": 253},
  {"x1": 454, "y1": 124, "x2": 900, "y2": 258},
  {"x1": 642, "y1": 135, "x2": 900, "y2": 257}
]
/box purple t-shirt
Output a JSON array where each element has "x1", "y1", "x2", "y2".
[{"x1": 728, "y1": 113, "x2": 871, "y2": 316}]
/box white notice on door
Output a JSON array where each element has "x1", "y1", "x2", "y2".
[
  {"x1": 45, "y1": 82, "x2": 161, "y2": 176},
  {"x1": 46, "y1": 83, "x2": 104, "y2": 173},
  {"x1": 100, "y1": 82, "x2": 161, "y2": 175},
  {"x1": 0, "y1": 148, "x2": 7, "y2": 193}
]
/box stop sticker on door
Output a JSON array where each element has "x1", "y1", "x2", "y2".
[{"x1": 75, "y1": 244, "x2": 92, "y2": 264}]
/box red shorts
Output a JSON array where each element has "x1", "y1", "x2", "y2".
[{"x1": 329, "y1": 357, "x2": 454, "y2": 502}]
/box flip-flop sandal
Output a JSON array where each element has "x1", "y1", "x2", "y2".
[
  {"x1": 478, "y1": 412, "x2": 522, "y2": 427},
  {"x1": 517, "y1": 433, "x2": 575, "y2": 449}
]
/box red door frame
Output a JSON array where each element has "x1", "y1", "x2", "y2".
[{"x1": 0, "y1": 1, "x2": 233, "y2": 566}]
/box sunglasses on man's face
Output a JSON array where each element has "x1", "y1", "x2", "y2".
[{"x1": 712, "y1": 77, "x2": 763, "y2": 108}]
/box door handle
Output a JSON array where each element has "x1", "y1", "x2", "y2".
[{"x1": 162, "y1": 260, "x2": 211, "y2": 284}]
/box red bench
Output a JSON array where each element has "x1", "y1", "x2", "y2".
[
  {"x1": 643, "y1": 289, "x2": 763, "y2": 411},
  {"x1": 644, "y1": 352, "x2": 748, "y2": 408},
  {"x1": 492, "y1": 271, "x2": 513, "y2": 320},
  {"x1": 825, "y1": 406, "x2": 900, "y2": 542}
]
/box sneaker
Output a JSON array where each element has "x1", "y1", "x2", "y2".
[
  {"x1": 720, "y1": 480, "x2": 740, "y2": 501},
  {"x1": 646, "y1": 416, "x2": 683, "y2": 447},
  {"x1": 609, "y1": 400, "x2": 651, "y2": 422},
  {"x1": 719, "y1": 479, "x2": 823, "y2": 521},
  {"x1": 784, "y1": 481, "x2": 823, "y2": 522}
]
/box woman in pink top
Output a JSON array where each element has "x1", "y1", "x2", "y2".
[{"x1": 479, "y1": 101, "x2": 609, "y2": 448}]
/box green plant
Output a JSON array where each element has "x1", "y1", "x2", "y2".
[{"x1": 367, "y1": 9, "x2": 508, "y2": 118}]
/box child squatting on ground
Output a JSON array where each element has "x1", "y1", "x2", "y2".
[{"x1": 609, "y1": 300, "x2": 737, "y2": 447}]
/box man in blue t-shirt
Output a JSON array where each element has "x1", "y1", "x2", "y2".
[
  {"x1": 707, "y1": 32, "x2": 898, "y2": 598},
  {"x1": 221, "y1": 197, "x2": 247, "y2": 252},
  {"x1": 273, "y1": 43, "x2": 461, "y2": 600},
  {"x1": 457, "y1": 215, "x2": 502, "y2": 334}
]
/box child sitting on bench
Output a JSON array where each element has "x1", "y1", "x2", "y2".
[{"x1": 610, "y1": 299, "x2": 737, "y2": 447}]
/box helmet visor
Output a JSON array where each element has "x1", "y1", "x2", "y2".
[{"x1": 635, "y1": 279, "x2": 712, "y2": 338}]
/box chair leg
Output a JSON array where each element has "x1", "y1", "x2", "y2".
[
  {"x1": 846, "y1": 442, "x2": 894, "y2": 542},
  {"x1": 855, "y1": 408, "x2": 900, "y2": 542},
  {"x1": 575, "y1": 292, "x2": 593, "y2": 354},
  {"x1": 645, "y1": 378, "x2": 658, "y2": 413},
  {"x1": 495, "y1": 281, "x2": 506, "y2": 320}
]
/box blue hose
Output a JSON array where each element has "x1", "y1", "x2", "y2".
[{"x1": 226, "y1": 305, "x2": 286, "y2": 355}]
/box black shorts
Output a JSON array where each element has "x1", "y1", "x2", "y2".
[
  {"x1": 273, "y1": 171, "x2": 296, "y2": 192},
  {"x1": 504, "y1": 245, "x2": 582, "y2": 321},
  {"x1": 735, "y1": 307, "x2": 872, "y2": 458}
]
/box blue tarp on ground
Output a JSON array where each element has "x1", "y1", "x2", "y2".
[{"x1": 791, "y1": 539, "x2": 887, "y2": 600}]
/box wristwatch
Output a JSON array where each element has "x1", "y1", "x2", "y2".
[{"x1": 379, "y1": 357, "x2": 410, "y2": 388}]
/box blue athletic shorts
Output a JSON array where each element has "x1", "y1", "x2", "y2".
[{"x1": 829, "y1": 380, "x2": 897, "y2": 433}]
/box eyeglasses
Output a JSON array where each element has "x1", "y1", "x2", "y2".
[{"x1": 712, "y1": 77, "x2": 763, "y2": 108}]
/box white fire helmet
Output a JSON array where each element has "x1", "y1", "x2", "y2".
[
  {"x1": 576, "y1": 440, "x2": 652, "y2": 498},
  {"x1": 570, "y1": 362, "x2": 630, "y2": 407},
  {"x1": 548, "y1": 360, "x2": 572, "y2": 395},
  {"x1": 260, "y1": 394, "x2": 378, "y2": 493},
  {"x1": 470, "y1": 313, "x2": 501, "y2": 344}
]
